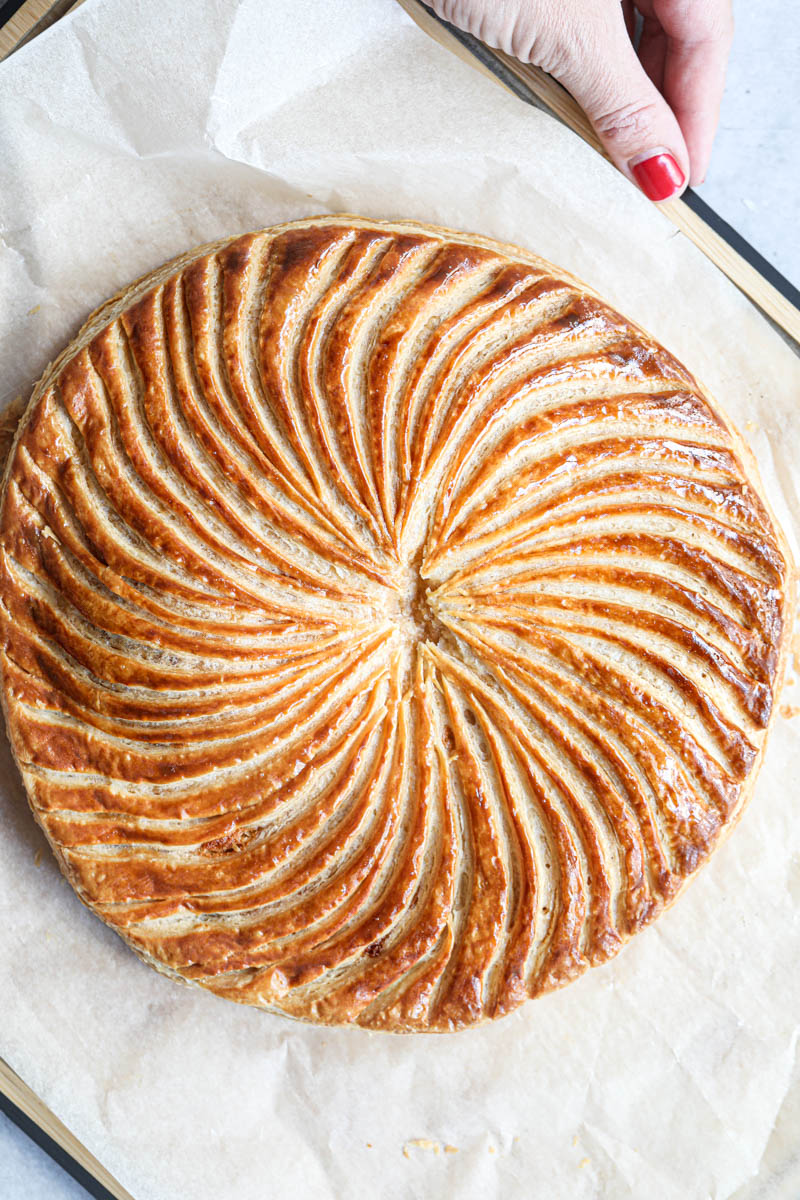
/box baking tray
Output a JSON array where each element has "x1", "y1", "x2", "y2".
[{"x1": 1, "y1": 1, "x2": 799, "y2": 1196}]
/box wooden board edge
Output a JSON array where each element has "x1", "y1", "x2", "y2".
[
  {"x1": 0, "y1": 0, "x2": 57, "y2": 58},
  {"x1": 0, "y1": 0, "x2": 83, "y2": 59},
  {"x1": 397, "y1": 0, "x2": 800, "y2": 347},
  {"x1": 0, "y1": 1057, "x2": 135, "y2": 1200}
]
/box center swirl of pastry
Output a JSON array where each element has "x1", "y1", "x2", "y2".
[{"x1": 387, "y1": 562, "x2": 444, "y2": 648}]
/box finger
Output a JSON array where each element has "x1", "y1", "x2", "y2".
[
  {"x1": 637, "y1": 16, "x2": 666, "y2": 92},
  {"x1": 660, "y1": 18, "x2": 733, "y2": 184},
  {"x1": 555, "y1": 15, "x2": 689, "y2": 202}
]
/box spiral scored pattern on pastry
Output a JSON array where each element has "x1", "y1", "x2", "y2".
[{"x1": 0, "y1": 216, "x2": 793, "y2": 1032}]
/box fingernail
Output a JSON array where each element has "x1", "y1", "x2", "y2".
[{"x1": 628, "y1": 149, "x2": 686, "y2": 202}]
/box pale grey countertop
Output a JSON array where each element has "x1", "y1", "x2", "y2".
[
  {"x1": 1, "y1": 0, "x2": 797, "y2": 1196},
  {"x1": 695, "y1": 0, "x2": 800, "y2": 289}
]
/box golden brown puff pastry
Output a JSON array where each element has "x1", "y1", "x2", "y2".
[{"x1": 0, "y1": 216, "x2": 794, "y2": 1032}]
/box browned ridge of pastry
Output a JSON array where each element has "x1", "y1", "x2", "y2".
[{"x1": 0, "y1": 216, "x2": 793, "y2": 1031}]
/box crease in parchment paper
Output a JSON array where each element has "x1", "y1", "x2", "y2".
[
  {"x1": 732, "y1": 1030, "x2": 800, "y2": 1200},
  {"x1": 0, "y1": 2, "x2": 799, "y2": 1198}
]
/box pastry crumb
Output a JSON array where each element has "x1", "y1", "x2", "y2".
[
  {"x1": 34, "y1": 849, "x2": 43, "y2": 867},
  {"x1": 444, "y1": 1144, "x2": 458, "y2": 1154},
  {"x1": 579, "y1": 1157, "x2": 591, "y2": 1169},
  {"x1": 403, "y1": 1138, "x2": 441, "y2": 1157},
  {"x1": 780, "y1": 703, "x2": 800, "y2": 720}
]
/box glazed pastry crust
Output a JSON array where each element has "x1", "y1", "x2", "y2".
[{"x1": 0, "y1": 216, "x2": 794, "y2": 1032}]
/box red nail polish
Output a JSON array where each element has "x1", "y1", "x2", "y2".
[{"x1": 630, "y1": 152, "x2": 685, "y2": 202}]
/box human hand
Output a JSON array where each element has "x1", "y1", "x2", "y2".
[{"x1": 423, "y1": 0, "x2": 733, "y2": 201}]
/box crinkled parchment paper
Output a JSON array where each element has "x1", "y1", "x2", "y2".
[{"x1": 1, "y1": 2, "x2": 799, "y2": 1197}]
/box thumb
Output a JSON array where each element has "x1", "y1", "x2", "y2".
[{"x1": 556, "y1": 20, "x2": 690, "y2": 203}]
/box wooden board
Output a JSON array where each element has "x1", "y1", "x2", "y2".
[{"x1": 0, "y1": 0, "x2": 83, "y2": 58}]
